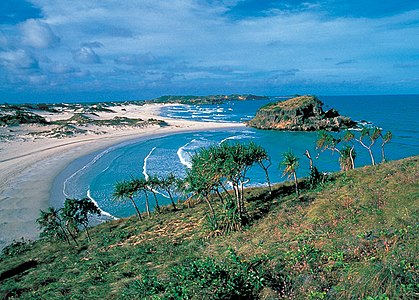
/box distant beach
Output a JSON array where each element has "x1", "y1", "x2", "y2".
[
  {"x1": 0, "y1": 103, "x2": 243, "y2": 250},
  {"x1": 1, "y1": 95, "x2": 418, "y2": 250}
]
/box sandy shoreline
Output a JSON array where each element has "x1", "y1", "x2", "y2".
[{"x1": 0, "y1": 103, "x2": 244, "y2": 250}]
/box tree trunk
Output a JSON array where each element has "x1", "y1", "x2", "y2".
[
  {"x1": 58, "y1": 223, "x2": 70, "y2": 245},
  {"x1": 204, "y1": 196, "x2": 216, "y2": 217},
  {"x1": 167, "y1": 190, "x2": 177, "y2": 210},
  {"x1": 219, "y1": 182, "x2": 231, "y2": 198},
  {"x1": 83, "y1": 224, "x2": 91, "y2": 241},
  {"x1": 349, "y1": 146, "x2": 355, "y2": 169},
  {"x1": 293, "y1": 172, "x2": 299, "y2": 196},
  {"x1": 151, "y1": 190, "x2": 160, "y2": 213},
  {"x1": 381, "y1": 144, "x2": 386, "y2": 163},
  {"x1": 259, "y1": 162, "x2": 272, "y2": 195},
  {"x1": 66, "y1": 222, "x2": 79, "y2": 246},
  {"x1": 129, "y1": 196, "x2": 142, "y2": 221},
  {"x1": 304, "y1": 149, "x2": 313, "y2": 170},
  {"x1": 144, "y1": 192, "x2": 151, "y2": 217},
  {"x1": 233, "y1": 184, "x2": 242, "y2": 218},
  {"x1": 357, "y1": 139, "x2": 375, "y2": 166},
  {"x1": 368, "y1": 147, "x2": 375, "y2": 166},
  {"x1": 215, "y1": 189, "x2": 224, "y2": 204}
]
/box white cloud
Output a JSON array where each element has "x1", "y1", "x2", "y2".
[
  {"x1": 0, "y1": 49, "x2": 39, "y2": 70},
  {"x1": 0, "y1": 0, "x2": 416, "y2": 98},
  {"x1": 72, "y1": 46, "x2": 101, "y2": 64},
  {"x1": 114, "y1": 53, "x2": 160, "y2": 66},
  {"x1": 19, "y1": 19, "x2": 60, "y2": 48}
]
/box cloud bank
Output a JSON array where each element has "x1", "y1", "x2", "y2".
[{"x1": 0, "y1": 0, "x2": 418, "y2": 102}]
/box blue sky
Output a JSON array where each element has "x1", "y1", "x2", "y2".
[{"x1": 0, "y1": 0, "x2": 418, "y2": 102}]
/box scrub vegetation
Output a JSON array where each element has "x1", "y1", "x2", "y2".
[{"x1": 1, "y1": 152, "x2": 417, "y2": 299}]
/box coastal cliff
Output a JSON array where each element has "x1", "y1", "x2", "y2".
[{"x1": 247, "y1": 95, "x2": 356, "y2": 131}]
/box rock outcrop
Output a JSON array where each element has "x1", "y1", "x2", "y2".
[{"x1": 247, "y1": 95, "x2": 356, "y2": 131}]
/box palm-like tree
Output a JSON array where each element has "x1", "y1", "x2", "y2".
[
  {"x1": 37, "y1": 207, "x2": 69, "y2": 244},
  {"x1": 248, "y1": 142, "x2": 272, "y2": 194},
  {"x1": 355, "y1": 126, "x2": 381, "y2": 166},
  {"x1": 339, "y1": 145, "x2": 357, "y2": 171},
  {"x1": 380, "y1": 131, "x2": 392, "y2": 163},
  {"x1": 135, "y1": 178, "x2": 151, "y2": 217},
  {"x1": 158, "y1": 173, "x2": 178, "y2": 210},
  {"x1": 281, "y1": 151, "x2": 300, "y2": 196},
  {"x1": 61, "y1": 198, "x2": 100, "y2": 241},
  {"x1": 113, "y1": 180, "x2": 142, "y2": 221},
  {"x1": 147, "y1": 175, "x2": 161, "y2": 213}
]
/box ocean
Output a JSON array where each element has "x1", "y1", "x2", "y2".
[{"x1": 51, "y1": 95, "x2": 419, "y2": 218}]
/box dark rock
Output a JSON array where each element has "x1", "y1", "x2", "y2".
[{"x1": 247, "y1": 95, "x2": 356, "y2": 131}]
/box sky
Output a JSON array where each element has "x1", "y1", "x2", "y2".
[{"x1": 0, "y1": 0, "x2": 418, "y2": 103}]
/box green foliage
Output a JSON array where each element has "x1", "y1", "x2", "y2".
[
  {"x1": 0, "y1": 111, "x2": 49, "y2": 126},
  {"x1": 0, "y1": 239, "x2": 34, "y2": 259},
  {"x1": 280, "y1": 150, "x2": 300, "y2": 195},
  {"x1": 185, "y1": 142, "x2": 271, "y2": 232},
  {"x1": 61, "y1": 198, "x2": 101, "y2": 239},
  {"x1": 113, "y1": 179, "x2": 143, "y2": 220},
  {"x1": 151, "y1": 94, "x2": 267, "y2": 104},
  {"x1": 316, "y1": 130, "x2": 340, "y2": 152},
  {"x1": 308, "y1": 166, "x2": 326, "y2": 189},
  {"x1": 339, "y1": 145, "x2": 356, "y2": 171},
  {"x1": 157, "y1": 172, "x2": 180, "y2": 210},
  {"x1": 36, "y1": 207, "x2": 68, "y2": 242},
  {"x1": 164, "y1": 250, "x2": 267, "y2": 299},
  {"x1": 36, "y1": 198, "x2": 100, "y2": 245},
  {"x1": 1, "y1": 156, "x2": 417, "y2": 300}
]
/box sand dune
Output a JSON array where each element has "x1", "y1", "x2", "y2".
[{"x1": 0, "y1": 103, "x2": 244, "y2": 249}]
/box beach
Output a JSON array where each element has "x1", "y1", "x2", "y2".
[{"x1": 0, "y1": 103, "x2": 243, "y2": 250}]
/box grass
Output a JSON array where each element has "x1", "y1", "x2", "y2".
[
  {"x1": 259, "y1": 95, "x2": 320, "y2": 112},
  {"x1": 0, "y1": 156, "x2": 418, "y2": 299}
]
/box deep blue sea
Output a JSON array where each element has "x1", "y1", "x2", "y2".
[{"x1": 52, "y1": 95, "x2": 419, "y2": 218}]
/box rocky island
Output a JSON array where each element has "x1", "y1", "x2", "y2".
[{"x1": 247, "y1": 95, "x2": 357, "y2": 131}]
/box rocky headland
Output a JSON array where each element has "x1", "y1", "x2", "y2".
[{"x1": 247, "y1": 95, "x2": 357, "y2": 131}]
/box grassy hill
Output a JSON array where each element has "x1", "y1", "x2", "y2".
[{"x1": 1, "y1": 156, "x2": 418, "y2": 299}]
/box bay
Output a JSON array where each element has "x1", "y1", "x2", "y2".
[{"x1": 55, "y1": 95, "x2": 419, "y2": 218}]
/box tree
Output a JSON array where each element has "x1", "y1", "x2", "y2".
[
  {"x1": 248, "y1": 141, "x2": 272, "y2": 194},
  {"x1": 380, "y1": 131, "x2": 392, "y2": 163},
  {"x1": 304, "y1": 149, "x2": 324, "y2": 188},
  {"x1": 354, "y1": 126, "x2": 381, "y2": 166},
  {"x1": 147, "y1": 175, "x2": 161, "y2": 213},
  {"x1": 133, "y1": 178, "x2": 152, "y2": 217},
  {"x1": 61, "y1": 198, "x2": 100, "y2": 241},
  {"x1": 316, "y1": 130, "x2": 356, "y2": 171},
  {"x1": 185, "y1": 142, "x2": 269, "y2": 230},
  {"x1": 113, "y1": 180, "x2": 142, "y2": 221},
  {"x1": 37, "y1": 207, "x2": 69, "y2": 244},
  {"x1": 316, "y1": 130, "x2": 341, "y2": 155},
  {"x1": 281, "y1": 151, "x2": 300, "y2": 196},
  {"x1": 158, "y1": 173, "x2": 179, "y2": 210},
  {"x1": 339, "y1": 145, "x2": 357, "y2": 171},
  {"x1": 342, "y1": 130, "x2": 356, "y2": 169}
]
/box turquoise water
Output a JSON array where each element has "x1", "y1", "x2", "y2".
[{"x1": 54, "y1": 95, "x2": 419, "y2": 218}]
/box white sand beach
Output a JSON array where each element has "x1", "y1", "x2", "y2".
[{"x1": 0, "y1": 103, "x2": 244, "y2": 249}]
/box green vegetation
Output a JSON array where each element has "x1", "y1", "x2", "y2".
[
  {"x1": 1, "y1": 154, "x2": 417, "y2": 299},
  {"x1": 316, "y1": 127, "x2": 392, "y2": 171},
  {"x1": 56, "y1": 114, "x2": 168, "y2": 128},
  {"x1": 280, "y1": 150, "x2": 300, "y2": 196},
  {"x1": 151, "y1": 94, "x2": 268, "y2": 105},
  {"x1": 0, "y1": 111, "x2": 49, "y2": 126},
  {"x1": 248, "y1": 95, "x2": 357, "y2": 131},
  {"x1": 183, "y1": 142, "x2": 272, "y2": 232},
  {"x1": 36, "y1": 198, "x2": 100, "y2": 246}
]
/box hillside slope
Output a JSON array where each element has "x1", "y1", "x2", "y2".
[{"x1": 1, "y1": 156, "x2": 418, "y2": 299}]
